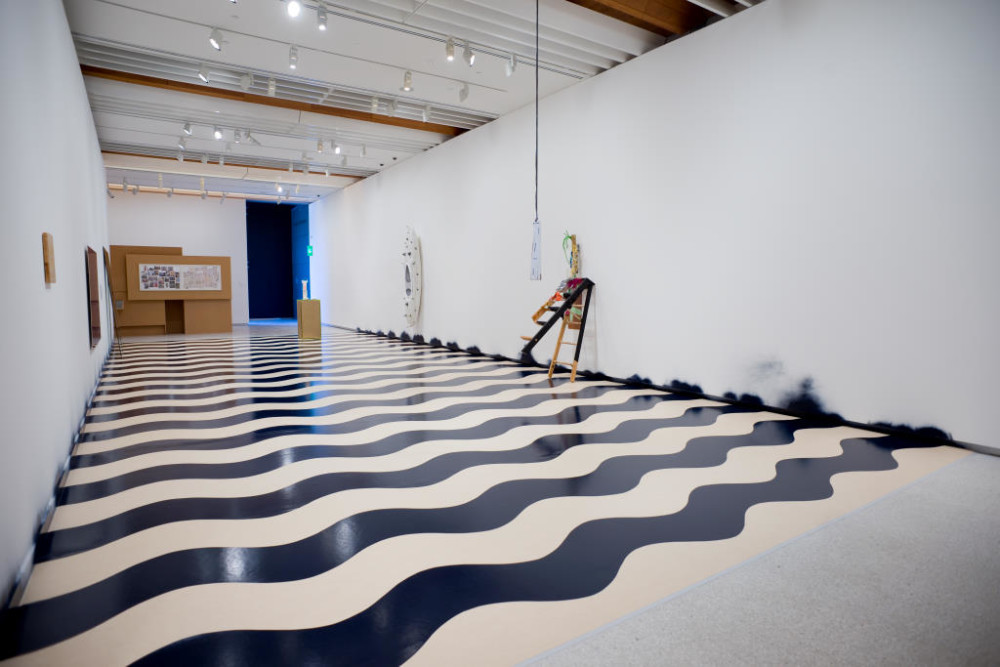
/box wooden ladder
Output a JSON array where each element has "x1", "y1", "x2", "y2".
[{"x1": 521, "y1": 278, "x2": 594, "y2": 382}]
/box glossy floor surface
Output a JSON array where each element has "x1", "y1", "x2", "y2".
[{"x1": 0, "y1": 328, "x2": 970, "y2": 665}]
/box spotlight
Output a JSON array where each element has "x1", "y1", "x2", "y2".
[
  {"x1": 505, "y1": 53, "x2": 517, "y2": 77},
  {"x1": 288, "y1": 163, "x2": 294, "y2": 173},
  {"x1": 422, "y1": 104, "x2": 431, "y2": 122},
  {"x1": 213, "y1": 126, "x2": 223, "y2": 140},
  {"x1": 317, "y1": 2, "x2": 328, "y2": 30},
  {"x1": 288, "y1": 45, "x2": 298, "y2": 69},
  {"x1": 286, "y1": 0, "x2": 302, "y2": 18},
  {"x1": 183, "y1": 122, "x2": 192, "y2": 135},
  {"x1": 267, "y1": 78, "x2": 276, "y2": 97},
  {"x1": 317, "y1": 139, "x2": 324, "y2": 153},
  {"x1": 360, "y1": 144, "x2": 367, "y2": 158},
  {"x1": 220, "y1": 192, "x2": 227, "y2": 204},
  {"x1": 131, "y1": 185, "x2": 138, "y2": 195},
  {"x1": 340, "y1": 155, "x2": 347, "y2": 167},
  {"x1": 445, "y1": 37, "x2": 455, "y2": 62},
  {"x1": 295, "y1": 184, "x2": 301, "y2": 194},
  {"x1": 201, "y1": 155, "x2": 209, "y2": 164},
  {"x1": 219, "y1": 155, "x2": 225, "y2": 167},
  {"x1": 234, "y1": 129, "x2": 242, "y2": 143},
  {"x1": 198, "y1": 64, "x2": 210, "y2": 83},
  {"x1": 276, "y1": 182, "x2": 284, "y2": 193},
  {"x1": 401, "y1": 70, "x2": 413, "y2": 92},
  {"x1": 201, "y1": 190, "x2": 207, "y2": 200},
  {"x1": 459, "y1": 82, "x2": 469, "y2": 102},
  {"x1": 463, "y1": 41, "x2": 475, "y2": 66},
  {"x1": 324, "y1": 168, "x2": 330, "y2": 176},
  {"x1": 332, "y1": 140, "x2": 341, "y2": 155},
  {"x1": 167, "y1": 187, "x2": 174, "y2": 197},
  {"x1": 387, "y1": 99, "x2": 398, "y2": 116},
  {"x1": 246, "y1": 132, "x2": 261, "y2": 146},
  {"x1": 177, "y1": 151, "x2": 184, "y2": 162},
  {"x1": 177, "y1": 136, "x2": 186, "y2": 150},
  {"x1": 209, "y1": 28, "x2": 223, "y2": 51},
  {"x1": 239, "y1": 72, "x2": 253, "y2": 91},
  {"x1": 370, "y1": 96, "x2": 379, "y2": 113}
]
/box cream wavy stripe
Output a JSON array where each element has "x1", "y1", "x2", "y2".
[
  {"x1": 91, "y1": 360, "x2": 514, "y2": 403},
  {"x1": 115, "y1": 332, "x2": 353, "y2": 347},
  {"x1": 53, "y1": 398, "x2": 733, "y2": 533},
  {"x1": 69, "y1": 393, "x2": 703, "y2": 487},
  {"x1": 75, "y1": 382, "x2": 621, "y2": 455},
  {"x1": 30, "y1": 406, "x2": 766, "y2": 603},
  {"x1": 408, "y1": 444, "x2": 968, "y2": 667},
  {"x1": 9, "y1": 426, "x2": 919, "y2": 666},
  {"x1": 83, "y1": 373, "x2": 564, "y2": 433},
  {"x1": 94, "y1": 356, "x2": 508, "y2": 393},
  {"x1": 101, "y1": 346, "x2": 453, "y2": 376},
  {"x1": 104, "y1": 339, "x2": 401, "y2": 366},
  {"x1": 86, "y1": 366, "x2": 534, "y2": 416},
  {"x1": 112, "y1": 337, "x2": 353, "y2": 355}
]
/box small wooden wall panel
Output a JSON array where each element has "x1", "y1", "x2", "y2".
[
  {"x1": 183, "y1": 300, "x2": 232, "y2": 334},
  {"x1": 125, "y1": 254, "x2": 232, "y2": 302}
]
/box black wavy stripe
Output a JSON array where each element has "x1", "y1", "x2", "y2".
[
  {"x1": 70, "y1": 385, "x2": 620, "y2": 466},
  {"x1": 65, "y1": 395, "x2": 682, "y2": 497},
  {"x1": 84, "y1": 369, "x2": 552, "y2": 426},
  {"x1": 102, "y1": 345, "x2": 440, "y2": 377},
  {"x1": 9, "y1": 407, "x2": 790, "y2": 655},
  {"x1": 43, "y1": 395, "x2": 686, "y2": 557},
  {"x1": 91, "y1": 363, "x2": 514, "y2": 406},
  {"x1": 97, "y1": 353, "x2": 473, "y2": 386},
  {"x1": 105, "y1": 340, "x2": 408, "y2": 365},
  {"x1": 128, "y1": 436, "x2": 927, "y2": 667}
]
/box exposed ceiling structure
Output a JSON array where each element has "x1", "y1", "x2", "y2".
[{"x1": 65, "y1": 0, "x2": 758, "y2": 203}]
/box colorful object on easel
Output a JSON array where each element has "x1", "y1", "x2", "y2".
[{"x1": 562, "y1": 232, "x2": 580, "y2": 278}]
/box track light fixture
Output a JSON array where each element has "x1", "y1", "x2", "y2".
[
  {"x1": 201, "y1": 154, "x2": 209, "y2": 164},
  {"x1": 157, "y1": 173, "x2": 163, "y2": 188},
  {"x1": 177, "y1": 136, "x2": 186, "y2": 150},
  {"x1": 233, "y1": 129, "x2": 241, "y2": 143},
  {"x1": 505, "y1": 53, "x2": 517, "y2": 77},
  {"x1": 360, "y1": 144, "x2": 367, "y2": 158},
  {"x1": 239, "y1": 72, "x2": 253, "y2": 91},
  {"x1": 201, "y1": 190, "x2": 207, "y2": 200},
  {"x1": 445, "y1": 37, "x2": 455, "y2": 62},
  {"x1": 276, "y1": 182, "x2": 283, "y2": 193},
  {"x1": 288, "y1": 45, "x2": 298, "y2": 69},
  {"x1": 246, "y1": 131, "x2": 261, "y2": 146},
  {"x1": 317, "y1": 139, "x2": 324, "y2": 153},
  {"x1": 177, "y1": 151, "x2": 184, "y2": 162},
  {"x1": 167, "y1": 187, "x2": 174, "y2": 197},
  {"x1": 288, "y1": 162, "x2": 294, "y2": 173},
  {"x1": 213, "y1": 126, "x2": 223, "y2": 140},
  {"x1": 219, "y1": 155, "x2": 225, "y2": 167},
  {"x1": 183, "y1": 122, "x2": 192, "y2": 135},
  {"x1": 341, "y1": 155, "x2": 347, "y2": 167},
  {"x1": 332, "y1": 140, "x2": 341, "y2": 155},
  {"x1": 459, "y1": 82, "x2": 469, "y2": 102},
  {"x1": 370, "y1": 96, "x2": 379, "y2": 113},
  {"x1": 198, "y1": 64, "x2": 210, "y2": 83},
  {"x1": 267, "y1": 78, "x2": 276, "y2": 97},
  {"x1": 387, "y1": 99, "x2": 398, "y2": 116},
  {"x1": 324, "y1": 168, "x2": 330, "y2": 176},
  {"x1": 401, "y1": 70, "x2": 413, "y2": 92},
  {"x1": 209, "y1": 28, "x2": 223, "y2": 51},
  {"x1": 463, "y1": 41, "x2": 475, "y2": 66},
  {"x1": 422, "y1": 104, "x2": 430, "y2": 122},
  {"x1": 286, "y1": 0, "x2": 302, "y2": 18},
  {"x1": 131, "y1": 185, "x2": 139, "y2": 195},
  {"x1": 317, "y1": 2, "x2": 328, "y2": 30},
  {"x1": 221, "y1": 192, "x2": 227, "y2": 204}
]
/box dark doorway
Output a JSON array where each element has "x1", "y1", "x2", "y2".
[
  {"x1": 246, "y1": 202, "x2": 296, "y2": 318},
  {"x1": 290, "y1": 205, "x2": 311, "y2": 302}
]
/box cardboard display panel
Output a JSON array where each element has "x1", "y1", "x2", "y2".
[
  {"x1": 184, "y1": 300, "x2": 233, "y2": 334},
  {"x1": 126, "y1": 254, "x2": 232, "y2": 302},
  {"x1": 110, "y1": 246, "x2": 182, "y2": 335}
]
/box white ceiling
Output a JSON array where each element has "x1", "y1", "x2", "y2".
[{"x1": 62, "y1": 0, "x2": 741, "y2": 202}]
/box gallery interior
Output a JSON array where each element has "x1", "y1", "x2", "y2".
[{"x1": 1, "y1": 0, "x2": 998, "y2": 664}]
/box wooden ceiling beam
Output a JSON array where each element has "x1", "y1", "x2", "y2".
[
  {"x1": 81, "y1": 65, "x2": 463, "y2": 137},
  {"x1": 564, "y1": 0, "x2": 713, "y2": 37}
]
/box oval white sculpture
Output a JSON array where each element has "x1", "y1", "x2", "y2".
[{"x1": 402, "y1": 226, "x2": 422, "y2": 327}]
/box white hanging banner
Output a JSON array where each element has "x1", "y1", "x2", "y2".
[{"x1": 530, "y1": 217, "x2": 542, "y2": 280}]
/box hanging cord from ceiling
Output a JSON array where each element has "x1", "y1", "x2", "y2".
[{"x1": 530, "y1": 0, "x2": 542, "y2": 281}]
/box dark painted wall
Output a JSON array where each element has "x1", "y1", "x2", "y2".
[
  {"x1": 246, "y1": 202, "x2": 293, "y2": 319},
  {"x1": 290, "y1": 205, "x2": 310, "y2": 301}
]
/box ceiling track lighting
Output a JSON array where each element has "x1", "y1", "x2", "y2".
[
  {"x1": 213, "y1": 126, "x2": 223, "y2": 140},
  {"x1": 131, "y1": 185, "x2": 139, "y2": 195},
  {"x1": 177, "y1": 151, "x2": 184, "y2": 162},
  {"x1": 288, "y1": 45, "x2": 298, "y2": 70},
  {"x1": 360, "y1": 144, "x2": 367, "y2": 158},
  {"x1": 182, "y1": 121, "x2": 192, "y2": 135},
  {"x1": 276, "y1": 182, "x2": 283, "y2": 193},
  {"x1": 317, "y1": 139, "x2": 324, "y2": 153},
  {"x1": 239, "y1": 72, "x2": 253, "y2": 91},
  {"x1": 459, "y1": 82, "x2": 469, "y2": 102},
  {"x1": 288, "y1": 163, "x2": 294, "y2": 173},
  {"x1": 219, "y1": 155, "x2": 225, "y2": 167},
  {"x1": 324, "y1": 168, "x2": 330, "y2": 176},
  {"x1": 317, "y1": 2, "x2": 328, "y2": 30},
  {"x1": 267, "y1": 78, "x2": 276, "y2": 97},
  {"x1": 387, "y1": 99, "x2": 398, "y2": 116},
  {"x1": 209, "y1": 28, "x2": 223, "y2": 51},
  {"x1": 332, "y1": 140, "x2": 341, "y2": 155},
  {"x1": 286, "y1": 0, "x2": 302, "y2": 18},
  {"x1": 463, "y1": 41, "x2": 475, "y2": 66},
  {"x1": 370, "y1": 96, "x2": 379, "y2": 113},
  {"x1": 445, "y1": 37, "x2": 455, "y2": 62},
  {"x1": 234, "y1": 129, "x2": 242, "y2": 143},
  {"x1": 340, "y1": 156, "x2": 347, "y2": 167},
  {"x1": 198, "y1": 64, "x2": 210, "y2": 83},
  {"x1": 167, "y1": 187, "x2": 174, "y2": 197},
  {"x1": 177, "y1": 136, "x2": 186, "y2": 150},
  {"x1": 220, "y1": 192, "x2": 227, "y2": 204},
  {"x1": 505, "y1": 53, "x2": 517, "y2": 77},
  {"x1": 201, "y1": 155, "x2": 209, "y2": 165},
  {"x1": 247, "y1": 131, "x2": 261, "y2": 146},
  {"x1": 401, "y1": 70, "x2": 413, "y2": 92},
  {"x1": 422, "y1": 104, "x2": 431, "y2": 123}
]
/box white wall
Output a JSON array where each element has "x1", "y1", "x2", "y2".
[
  {"x1": 311, "y1": 0, "x2": 1000, "y2": 447},
  {"x1": 108, "y1": 193, "x2": 250, "y2": 324},
  {"x1": 0, "y1": 1, "x2": 110, "y2": 603}
]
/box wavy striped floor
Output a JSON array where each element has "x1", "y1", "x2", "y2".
[{"x1": 0, "y1": 330, "x2": 967, "y2": 665}]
